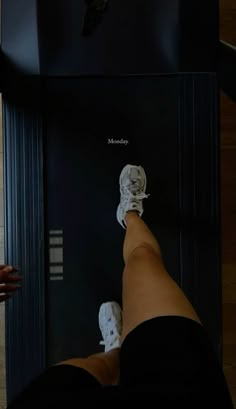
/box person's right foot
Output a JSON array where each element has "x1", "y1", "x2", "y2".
[{"x1": 116, "y1": 164, "x2": 150, "y2": 229}]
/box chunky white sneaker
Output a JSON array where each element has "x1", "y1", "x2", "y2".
[
  {"x1": 117, "y1": 164, "x2": 150, "y2": 229},
  {"x1": 99, "y1": 302, "x2": 123, "y2": 352}
]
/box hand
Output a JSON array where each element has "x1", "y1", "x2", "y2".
[{"x1": 0, "y1": 265, "x2": 22, "y2": 303}]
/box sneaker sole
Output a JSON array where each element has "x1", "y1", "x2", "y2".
[{"x1": 99, "y1": 302, "x2": 123, "y2": 333}]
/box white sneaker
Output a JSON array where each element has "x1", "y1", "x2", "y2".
[
  {"x1": 116, "y1": 164, "x2": 150, "y2": 229},
  {"x1": 99, "y1": 302, "x2": 123, "y2": 352}
]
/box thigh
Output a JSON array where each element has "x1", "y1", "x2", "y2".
[
  {"x1": 119, "y1": 316, "x2": 233, "y2": 406},
  {"x1": 121, "y1": 246, "x2": 201, "y2": 342},
  {"x1": 7, "y1": 365, "x2": 101, "y2": 408}
]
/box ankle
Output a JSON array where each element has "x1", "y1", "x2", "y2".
[{"x1": 125, "y1": 211, "x2": 139, "y2": 224}]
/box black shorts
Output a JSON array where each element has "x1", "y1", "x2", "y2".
[{"x1": 7, "y1": 316, "x2": 234, "y2": 408}]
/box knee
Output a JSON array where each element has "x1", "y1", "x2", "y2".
[{"x1": 127, "y1": 243, "x2": 162, "y2": 264}]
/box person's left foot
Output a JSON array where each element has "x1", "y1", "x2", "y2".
[{"x1": 99, "y1": 302, "x2": 123, "y2": 352}]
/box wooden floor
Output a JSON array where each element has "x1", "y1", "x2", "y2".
[{"x1": 0, "y1": 2, "x2": 236, "y2": 408}]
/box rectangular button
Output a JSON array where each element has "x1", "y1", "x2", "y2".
[
  {"x1": 50, "y1": 237, "x2": 63, "y2": 245},
  {"x1": 50, "y1": 247, "x2": 63, "y2": 264},
  {"x1": 49, "y1": 230, "x2": 63, "y2": 235},
  {"x1": 50, "y1": 265, "x2": 63, "y2": 274}
]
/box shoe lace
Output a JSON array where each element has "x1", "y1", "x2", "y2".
[
  {"x1": 126, "y1": 191, "x2": 150, "y2": 200},
  {"x1": 122, "y1": 179, "x2": 150, "y2": 201}
]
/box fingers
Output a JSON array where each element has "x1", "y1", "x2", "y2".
[
  {"x1": 0, "y1": 266, "x2": 22, "y2": 284},
  {"x1": 0, "y1": 265, "x2": 22, "y2": 303},
  {"x1": 0, "y1": 294, "x2": 11, "y2": 303},
  {"x1": 0, "y1": 286, "x2": 20, "y2": 303},
  {"x1": 0, "y1": 284, "x2": 21, "y2": 293},
  {"x1": 0, "y1": 265, "x2": 19, "y2": 273},
  {"x1": 0, "y1": 265, "x2": 18, "y2": 271}
]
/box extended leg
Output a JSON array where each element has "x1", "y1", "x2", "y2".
[{"x1": 121, "y1": 211, "x2": 202, "y2": 343}]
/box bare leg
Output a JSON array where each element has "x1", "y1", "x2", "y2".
[
  {"x1": 56, "y1": 348, "x2": 120, "y2": 386},
  {"x1": 56, "y1": 209, "x2": 201, "y2": 386},
  {"x1": 121, "y1": 211, "x2": 202, "y2": 343}
]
